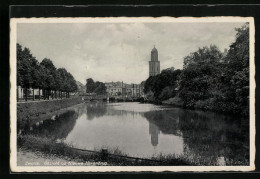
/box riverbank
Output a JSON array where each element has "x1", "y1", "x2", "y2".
[
  {"x1": 162, "y1": 97, "x2": 184, "y2": 107},
  {"x1": 18, "y1": 133, "x2": 249, "y2": 166},
  {"x1": 158, "y1": 96, "x2": 249, "y2": 116},
  {"x1": 17, "y1": 148, "x2": 108, "y2": 166},
  {"x1": 17, "y1": 134, "x2": 196, "y2": 166},
  {"x1": 17, "y1": 97, "x2": 84, "y2": 129}
]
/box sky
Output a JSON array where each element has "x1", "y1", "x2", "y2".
[{"x1": 17, "y1": 22, "x2": 244, "y2": 84}]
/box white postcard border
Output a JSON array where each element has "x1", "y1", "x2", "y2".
[{"x1": 10, "y1": 17, "x2": 255, "y2": 172}]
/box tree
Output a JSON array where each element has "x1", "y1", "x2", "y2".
[
  {"x1": 144, "y1": 68, "x2": 181, "y2": 102},
  {"x1": 17, "y1": 43, "x2": 23, "y2": 101},
  {"x1": 176, "y1": 23, "x2": 249, "y2": 115},
  {"x1": 18, "y1": 46, "x2": 34, "y2": 101},
  {"x1": 40, "y1": 58, "x2": 56, "y2": 99},
  {"x1": 86, "y1": 78, "x2": 95, "y2": 93},
  {"x1": 86, "y1": 78, "x2": 107, "y2": 95},
  {"x1": 179, "y1": 45, "x2": 224, "y2": 108},
  {"x1": 221, "y1": 23, "x2": 249, "y2": 115},
  {"x1": 94, "y1": 81, "x2": 107, "y2": 95},
  {"x1": 17, "y1": 44, "x2": 78, "y2": 101},
  {"x1": 57, "y1": 68, "x2": 69, "y2": 98},
  {"x1": 30, "y1": 57, "x2": 41, "y2": 100},
  {"x1": 66, "y1": 72, "x2": 78, "y2": 97},
  {"x1": 17, "y1": 44, "x2": 23, "y2": 87},
  {"x1": 36, "y1": 64, "x2": 46, "y2": 100}
]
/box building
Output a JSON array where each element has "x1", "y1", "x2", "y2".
[
  {"x1": 149, "y1": 45, "x2": 160, "y2": 77},
  {"x1": 125, "y1": 84, "x2": 141, "y2": 98},
  {"x1": 105, "y1": 81, "x2": 125, "y2": 96},
  {"x1": 105, "y1": 81, "x2": 144, "y2": 98}
]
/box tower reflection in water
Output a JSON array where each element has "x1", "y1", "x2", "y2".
[{"x1": 149, "y1": 122, "x2": 160, "y2": 147}]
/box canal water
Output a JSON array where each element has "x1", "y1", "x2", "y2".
[{"x1": 25, "y1": 102, "x2": 249, "y2": 165}]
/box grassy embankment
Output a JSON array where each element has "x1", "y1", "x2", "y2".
[
  {"x1": 155, "y1": 95, "x2": 249, "y2": 117},
  {"x1": 18, "y1": 134, "x2": 199, "y2": 166},
  {"x1": 18, "y1": 134, "x2": 248, "y2": 166},
  {"x1": 17, "y1": 97, "x2": 83, "y2": 129}
]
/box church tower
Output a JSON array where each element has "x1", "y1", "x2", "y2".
[{"x1": 149, "y1": 45, "x2": 160, "y2": 77}]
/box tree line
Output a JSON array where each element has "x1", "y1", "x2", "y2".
[
  {"x1": 144, "y1": 23, "x2": 249, "y2": 116},
  {"x1": 17, "y1": 43, "x2": 78, "y2": 101},
  {"x1": 144, "y1": 67, "x2": 182, "y2": 103}
]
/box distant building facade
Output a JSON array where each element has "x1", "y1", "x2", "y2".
[
  {"x1": 149, "y1": 46, "x2": 160, "y2": 77},
  {"x1": 105, "y1": 81, "x2": 144, "y2": 98},
  {"x1": 105, "y1": 81, "x2": 125, "y2": 96}
]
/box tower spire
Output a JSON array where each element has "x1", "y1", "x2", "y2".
[{"x1": 149, "y1": 46, "x2": 160, "y2": 76}]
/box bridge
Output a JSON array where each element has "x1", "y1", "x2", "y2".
[{"x1": 80, "y1": 94, "x2": 147, "y2": 102}]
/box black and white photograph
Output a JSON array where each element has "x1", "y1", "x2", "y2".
[{"x1": 10, "y1": 17, "x2": 255, "y2": 172}]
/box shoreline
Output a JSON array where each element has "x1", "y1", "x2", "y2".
[
  {"x1": 17, "y1": 148, "x2": 108, "y2": 166},
  {"x1": 17, "y1": 134, "x2": 249, "y2": 166},
  {"x1": 17, "y1": 97, "x2": 84, "y2": 128},
  {"x1": 157, "y1": 97, "x2": 249, "y2": 117},
  {"x1": 17, "y1": 134, "x2": 194, "y2": 166}
]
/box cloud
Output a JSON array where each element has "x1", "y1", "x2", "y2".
[{"x1": 17, "y1": 22, "x2": 244, "y2": 84}]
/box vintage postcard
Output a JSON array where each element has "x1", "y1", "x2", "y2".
[{"x1": 10, "y1": 17, "x2": 255, "y2": 172}]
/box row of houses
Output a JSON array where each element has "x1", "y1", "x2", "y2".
[{"x1": 104, "y1": 81, "x2": 145, "y2": 98}]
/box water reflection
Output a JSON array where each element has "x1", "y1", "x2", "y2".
[
  {"x1": 23, "y1": 110, "x2": 78, "y2": 140},
  {"x1": 178, "y1": 109, "x2": 249, "y2": 165},
  {"x1": 86, "y1": 102, "x2": 107, "y2": 120},
  {"x1": 144, "y1": 109, "x2": 181, "y2": 136},
  {"x1": 149, "y1": 122, "x2": 160, "y2": 147},
  {"x1": 21, "y1": 102, "x2": 249, "y2": 165}
]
